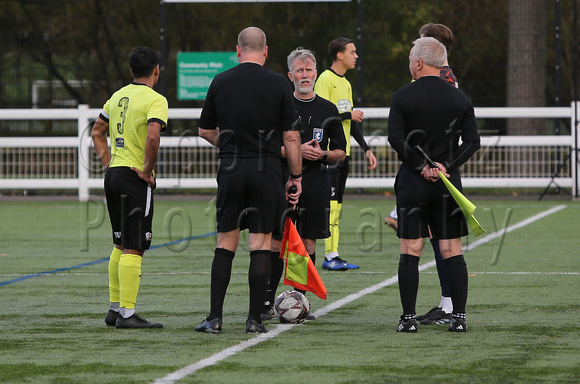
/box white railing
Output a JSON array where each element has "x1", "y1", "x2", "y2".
[{"x1": 0, "y1": 104, "x2": 578, "y2": 201}]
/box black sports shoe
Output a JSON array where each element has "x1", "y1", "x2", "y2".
[
  {"x1": 115, "y1": 314, "x2": 163, "y2": 329},
  {"x1": 420, "y1": 309, "x2": 452, "y2": 325},
  {"x1": 195, "y1": 317, "x2": 222, "y2": 334},
  {"x1": 306, "y1": 314, "x2": 316, "y2": 321},
  {"x1": 261, "y1": 303, "x2": 275, "y2": 321},
  {"x1": 448, "y1": 317, "x2": 467, "y2": 332},
  {"x1": 416, "y1": 306, "x2": 440, "y2": 321},
  {"x1": 105, "y1": 310, "x2": 121, "y2": 326},
  {"x1": 396, "y1": 316, "x2": 418, "y2": 333},
  {"x1": 246, "y1": 319, "x2": 268, "y2": 334}
]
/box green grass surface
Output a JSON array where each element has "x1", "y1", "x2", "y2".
[{"x1": 0, "y1": 197, "x2": 579, "y2": 383}]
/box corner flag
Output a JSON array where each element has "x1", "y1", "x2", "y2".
[{"x1": 280, "y1": 217, "x2": 327, "y2": 300}]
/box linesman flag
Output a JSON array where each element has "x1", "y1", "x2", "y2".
[
  {"x1": 280, "y1": 217, "x2": 327, "y2": 299},
  {"x1": 414, "y1": 145, "x2": 485, "y2": 237},
  {"x1": 439, "y1": 173, "x2": 485, "y2": 236}
]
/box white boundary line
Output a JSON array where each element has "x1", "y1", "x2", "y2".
[{"x1": 152, "y1": 204, "x2": 568, "y2": 384}]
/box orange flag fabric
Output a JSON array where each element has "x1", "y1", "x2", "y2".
[{"x1": 280, "y1": 217, "x2": 327, "y2": 300}]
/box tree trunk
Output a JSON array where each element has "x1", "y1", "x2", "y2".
[{"x1": 507, "y1": 0, "x2": 547, "y2": 135}]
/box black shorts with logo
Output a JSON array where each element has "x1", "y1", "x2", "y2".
[
  {"x1": 216, "y1": 157, "x2": 285, "y2": 234},
  {"x1": 104, "y1": 167, "x2": 154, "y2": 250}
]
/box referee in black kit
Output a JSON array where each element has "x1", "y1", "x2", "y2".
[
  {"x1": 387, "y1": 37, "x2": 480, "y2": 333},
  {"x1": 261, "y1": 47, "x2": 347, "y2": 320},
  {"x1": 195, "y1": 27, "x2": 302, "y2": 334}
]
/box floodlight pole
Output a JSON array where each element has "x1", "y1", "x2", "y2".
[
  {"x1": 356, "y1": 0, "x2": 364, "y2": 107},
  {"x1": 160, "y1": 0, "x2": 168, "y2": 97}
]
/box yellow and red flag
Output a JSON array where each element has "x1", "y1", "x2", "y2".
[{"x1": 280, "y1": 217, "x2": 327, "y2": 299}]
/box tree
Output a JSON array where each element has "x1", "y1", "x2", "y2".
[{"x1": 507, "y1": 0, "x2": 547, "y2": 134}]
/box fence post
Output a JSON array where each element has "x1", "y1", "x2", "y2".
[
  {"x1": 78, "y1": 104, "x2": 91, "y2": 202},
  {"x1": 572, "y1": 101, "x2": 579, "y2": 198}
]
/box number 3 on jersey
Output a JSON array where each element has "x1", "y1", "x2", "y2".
[{"x1": 116, "y1": 97, "x2": 129, "y2": 135}]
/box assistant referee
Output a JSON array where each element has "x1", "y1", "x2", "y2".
[{"x1": 388, "y1": 37, "x2": 480, "y2": 333}]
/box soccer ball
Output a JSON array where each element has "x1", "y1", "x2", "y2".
[{"x1": 273, "y1": 290, "x2": 310, "y2": 324}]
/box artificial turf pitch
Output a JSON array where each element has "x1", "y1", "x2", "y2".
[{"x1": 0, "y1": 196, "x2": 578, "y2": 383}]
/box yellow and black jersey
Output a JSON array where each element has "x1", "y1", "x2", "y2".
[
  {"x1": 314, "y1": 69, "x2": 354, "y2": 156},
  {"x1": 100, "y1": 82, "x2": 168, "y2": 170}
]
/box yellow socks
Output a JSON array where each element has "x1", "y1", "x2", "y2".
[
  {"x1": 118, "y1": 253, "x2": 143, "y2": 313},
  {"x1": 108, "y1": 247, "x2": 123, "y2": 305},
  {"x1": 324, "y1": 201, "x2": 342, "y2": 258}
]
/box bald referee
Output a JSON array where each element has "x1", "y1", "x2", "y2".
[{"x1": 195, "y1": 27, "x2": 302, "y2": 334}]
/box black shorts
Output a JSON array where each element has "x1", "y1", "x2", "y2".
[
  {"x1": 294, "y1": 168, "x2": 331, "y2": 240},
  {"x1": 216, "y1": 157, "x2": 285, "y2": 234},
  {"x1": 104, "y1": 167, "x2": 154, "y2": 250},
  {"x1": 395, "y1": 163, "x2": 468, "y2": 240},
  {"x1": 329, "y1": 156, "x2": 349, "y2": 203}
]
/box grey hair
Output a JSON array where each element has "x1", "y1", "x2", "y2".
[
  {"x1": 287, "y1": 47, "x2": 317, "y2": 72},
  {"x1": 411, "y1": 37, "x2": 447, "y2": 68}
]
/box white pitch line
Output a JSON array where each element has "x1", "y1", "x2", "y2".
[{"x1": 152, "y1": 204, "x2": 568, "y2": 384}]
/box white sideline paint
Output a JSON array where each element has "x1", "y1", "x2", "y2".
[{"x1": 152, "y1": 204, "x2": 567, "y2": 384}]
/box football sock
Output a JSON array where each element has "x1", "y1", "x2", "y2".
[
  {"x1": 208, "y1": 248, "x2": 235, "y2": 320},
  {"x1": 118, "y1": 253, "x2": 142, "y2": 315},
  {"x1": 453, "y1": 312, "x2": 466, "y2": 320},
  {"x1": 266, "y1": 250, "x2": 284, "y2": 305},
  {"x1": 248, "y1": 250, "x2": 270, "y2": 322},
  {"x1": 431, "y1": 238, "x2": 451, "y2": 297},
  {"x1": 309, "y1": 252, "x2": 316, "y2": 266},
  {"x1": 440, "y1": 296, "x2": 453, "y2": 314},
  {"x1": 444, "y1": 254, "x2": 468, "y2": 315},
  {"x1": 122, "y1": 308, "x2": 135, "y2": 318},
  {"x1": 398, "y1": 254, "x2": 420, "y2": 316},
  {"x1": 324, "y1": 201, "x2": 342, "y2": 258},
  {"x1": 108, "y1": 246, "x2": 123, "y2": 306}
]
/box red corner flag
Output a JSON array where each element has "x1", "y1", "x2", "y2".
[{"x1": 280, "y1": 217, "x2": 327, "y2": 300}]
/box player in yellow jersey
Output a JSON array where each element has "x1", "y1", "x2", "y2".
[
  {"x1": 92, "y1": 46, "x2": 168, "y2": 328},
  {"x1": 314, "y1": 37, "x2": 377, "y2": 271}
]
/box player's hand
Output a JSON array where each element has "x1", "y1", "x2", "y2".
[
  {"x1": 351, "y1": 109, "x2": 364, "y2": 122},
  {"x1": 435, "y1": 162, "x2": 449, "y2": 178},
  {"x1": 366, "y1": 149, "x2": 377, "y2": 170},
  {"x1": 286, "y1": 179, "x2": 302, "y2": 207},
  {"x1": 131, "y1": 167, "x2": 156, "y2": 189},
  {"x1": 301, "y1": 139, "x2": 322, "y2": 161},
  {"x1": 420, "y1": 162, "x2": 448, "y2": 182}
]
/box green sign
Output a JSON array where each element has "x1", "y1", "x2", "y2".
[{"x1": 177, "y1": 52, "x2": 238, "y2": 100}]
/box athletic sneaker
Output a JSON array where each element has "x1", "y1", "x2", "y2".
[
  {"x1": 261, "y1": 303, "x2": 275, "y2": 321},
  {"x1": 195, "y1": 317, "x2": 222, "y2": 334},
  {"x1": 419, "y1": 308, "x2": 452, "y2": 325},
  {"x1": 322, "y1": 257, "x2": 358, "y2": 270},
  {"x1": 105, "y1": 309, "x2": 121, "y2": 326},
  {"x1": 115, "y1": 314, "x2": 163, "y2": 329},
  {"x1": 416, "y1": 306, "x2": 440, "y2": 321},
  {"x1": 246, "y1": 319, "x2": 268, "y2": 334},
  {"x1": 448, "y1": 317, "x2": 467, "y2": 332},
  {"x1": 396, "y1": 316, "x2": 418, "y2": 333}
]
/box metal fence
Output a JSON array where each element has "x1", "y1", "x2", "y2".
[{"x1": 0, "y1": 104, "x2": 578, "y2": 201}]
